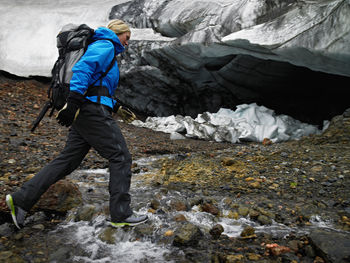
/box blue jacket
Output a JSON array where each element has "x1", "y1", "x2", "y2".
[{"x1": 70, "y1": 27, "x2": 125, "y2": 108}]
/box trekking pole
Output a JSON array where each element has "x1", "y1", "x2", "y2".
[{"x1": 31, "y1": 101, "x2": 52, "y2": 132}]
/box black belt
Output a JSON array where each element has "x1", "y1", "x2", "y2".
[
  {"x1": 85, "y1": 86, "x2": 111, "y2": 97},
  {"x1": 85, "y1": 100, "x2": 113, "y2": 113}
]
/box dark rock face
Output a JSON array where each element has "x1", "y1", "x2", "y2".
[
  {"x1": 309, "y1": 229, "x2": 350, "y2": 263},
  {"x1": 119, "y1": 49, "x2": 349, "y2": 126},
  {"x1": 111, "y1": 0, "x2": 350, "y2": 125}
]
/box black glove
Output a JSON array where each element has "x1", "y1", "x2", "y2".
[{"x1": 56, "y1": 92, "x2": 85, "y2": 127}]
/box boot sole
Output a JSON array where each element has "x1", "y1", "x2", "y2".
[
  {"x1": 6, "y1": 194, "x2": 21, "y2": 229},
  {"x1": 110, "y1": 217, "x2": 148, "y2": 228}
]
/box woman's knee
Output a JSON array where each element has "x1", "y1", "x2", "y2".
[{"x1": 109, "y1": 149, "x2": 132, "y2": 164}]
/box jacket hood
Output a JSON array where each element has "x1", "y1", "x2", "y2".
[{"x1": 93, "y1": 27, "x2": 125, "y2": 54}]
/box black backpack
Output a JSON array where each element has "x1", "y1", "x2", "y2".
[{"x1": 32, "y1": 24, "x2": 116, "y2": 132}]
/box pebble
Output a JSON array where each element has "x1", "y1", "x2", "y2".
[
  {"x1": 32, "y1": 224, "x2": 45, "y2": 231},
  {"x1": 209, "y1": 224, "x2": 224, "y2": 239},
  {"x1": 164, "y1": 230, "x2": 174, "y2": 237},
  {"x1": 281, "y1": 152, "x2": 289, "y2": 157}
]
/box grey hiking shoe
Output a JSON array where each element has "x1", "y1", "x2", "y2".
[
  {"x1": 6, "y1": 194, "x2": 27, "y2": 229},
  {"x1": 110, "y1": 214, "x2": 148, "y2": 228}
]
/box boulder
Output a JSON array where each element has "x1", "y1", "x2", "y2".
[
  {"x1": 173, "y1": 222, "x2": 203, "y2": 247},
  {"x1": 34, "y1": 180, "x2": 82, "y2": 213},
  {"x1": 309, "y1": 228, "x2": 350, "y2": 263}
]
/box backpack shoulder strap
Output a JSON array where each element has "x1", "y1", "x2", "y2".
[
  {"x1": 88, "y1": 39, "x2": 117, "y2": 88},
  {"x1": 86, "y1": 39, "x2": 117, "y2": 102}
]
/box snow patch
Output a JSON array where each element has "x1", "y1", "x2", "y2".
[{"x1": 132, "y1": 103, "x2": 322, "y2": 143}]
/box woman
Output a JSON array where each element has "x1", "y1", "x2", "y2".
[{"x1": 6, "y1": 19, "x2": 148, "y2": 229}]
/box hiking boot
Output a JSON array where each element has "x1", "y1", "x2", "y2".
[
  {"x1": 110, "y1": 214, "x2": 148, "y2": 228},
  {"x1": 6, "y1": 194, "x2": 27, "y2": 229}
]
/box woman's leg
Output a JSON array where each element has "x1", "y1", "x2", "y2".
[
  {"x1": 12, "y1": 127, "x2": 91, "y2": 211},
  {"x1": 74, "y1": 103, "x2": 133, "y2": 222}
]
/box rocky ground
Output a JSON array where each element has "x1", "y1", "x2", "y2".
[{"x1": 0, "y1": 75, "x2": 350, "y2": 262}]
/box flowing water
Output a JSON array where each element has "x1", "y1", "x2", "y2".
[{"x1": 43, "y1": 154, "x2": 339, "y2": 262}]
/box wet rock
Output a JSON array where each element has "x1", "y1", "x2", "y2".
[
  {"x1": 182, "y1": 248, "x2": 212, "y2": 263},
  {"x1": 240, "y1": 226, "x2": 256, "y2": 239},
  {"x1": 48, "y1": 247, "x2": 72, "y2": 262},
  {"x1": 257, "y1": 215, "x2": 272, "y2": 225},
  {"x1": 305, "y1": 245, "x2": 316, "y2": 258},
  {"x1": 133, "y1": 224, "x2": 155, "y2": 238},
  {"x1": 189, "y1": 196, "x2": 203, "y2": 207},
  {"x1": 287, "y1": 240, "x2": 300, "y2": 253},
  {"x1": 170, "y1": 200, "x2": 188, "y2": 211},
  {"x1": 238, "y1": 206, "x2": 249, "y2": 217},
  {"x1": 156, "y1": 208, "x2": 166, "y2": 215},
  {"x1": 148, "y1": 208, "x2": 156, "y2": 214},
  {"x1": 31, "y1": 224, "x2": 45, "y2": 231},
  {"x1": 209, "y1": 224, "x2": 224, "y2": 239},
  {"x1": 174, "y1": 214, "x2": 187, "y2": 222},
  {"x1": 249, "y1": 209, "x2": 260, "y2": 219},
  {"x1": 223, "y1": 197, "x2": 233, "y2": 206},
  {"x1": 201, "y1": 202, "x2": 219, "y2": 216},
  {"x1": 164, "y1": 230, "x2": 174, "y2": 237},
  {"x1": 34, "y1": 180, "x2": 82, "y2": 213},
  {"x1": 299, "y1": 204, "x2": 317, "y2": 220},
  {"x1": 226, "y1": 211, "x2": 239, "y2": 220},
  {"x1": 173, "y1": 222, "x2": 203, "y2": 247},
  {"x1": 226, "y1": 254, "x2": 244, "y2": 262},
  {"x1": 74, "y1": 204, "x2": 96, "y2": 222},
  {"x1": 26, "y1": 211, "x2": 47, "y2": 224},
  {"x1": 150, "y1": 199, "x2": 161, "y2": 210},
  {"x1": 99, "y1": 227, "x2": 117, "y2": 244},
  {"x1": 309, "y1": 229, "x2": 350, "y2": 263}
]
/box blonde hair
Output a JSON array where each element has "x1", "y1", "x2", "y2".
[{"x1": 107, "y1": 19, "x2": 130, "y2": 35}]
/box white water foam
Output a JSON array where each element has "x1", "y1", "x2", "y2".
[
  {"x1": 76, "y1": 169, "x2": 108, "y2": 174},
  {"x1": 73, "y1": 240, "x2": 174, "y2": 263},
  {"x1": 56, "y1": 215, "x2": 174, "y2": 263},
  {"x1": 309, "y1": 215, "x2": 334, "y2": 229}
]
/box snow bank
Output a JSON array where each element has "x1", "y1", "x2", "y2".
[{"x1": 132, "y1": 103, "x2": 322, "y2": 143}]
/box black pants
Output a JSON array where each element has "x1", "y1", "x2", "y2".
[{"x1": 12, "y1": 102, "x2": 133, "y2": 222}]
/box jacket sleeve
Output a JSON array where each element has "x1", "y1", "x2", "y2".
[{"x1": 69, "y1": 40, "x2": 115, "y2": 95}]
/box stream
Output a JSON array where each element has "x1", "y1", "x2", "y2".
[{"x1": 36, "y1": 154, "x2": 340, "y2": 263}]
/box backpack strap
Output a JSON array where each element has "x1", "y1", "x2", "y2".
[{"x1": 86, "y1": 39, "x2": 117, "y2": 103}]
